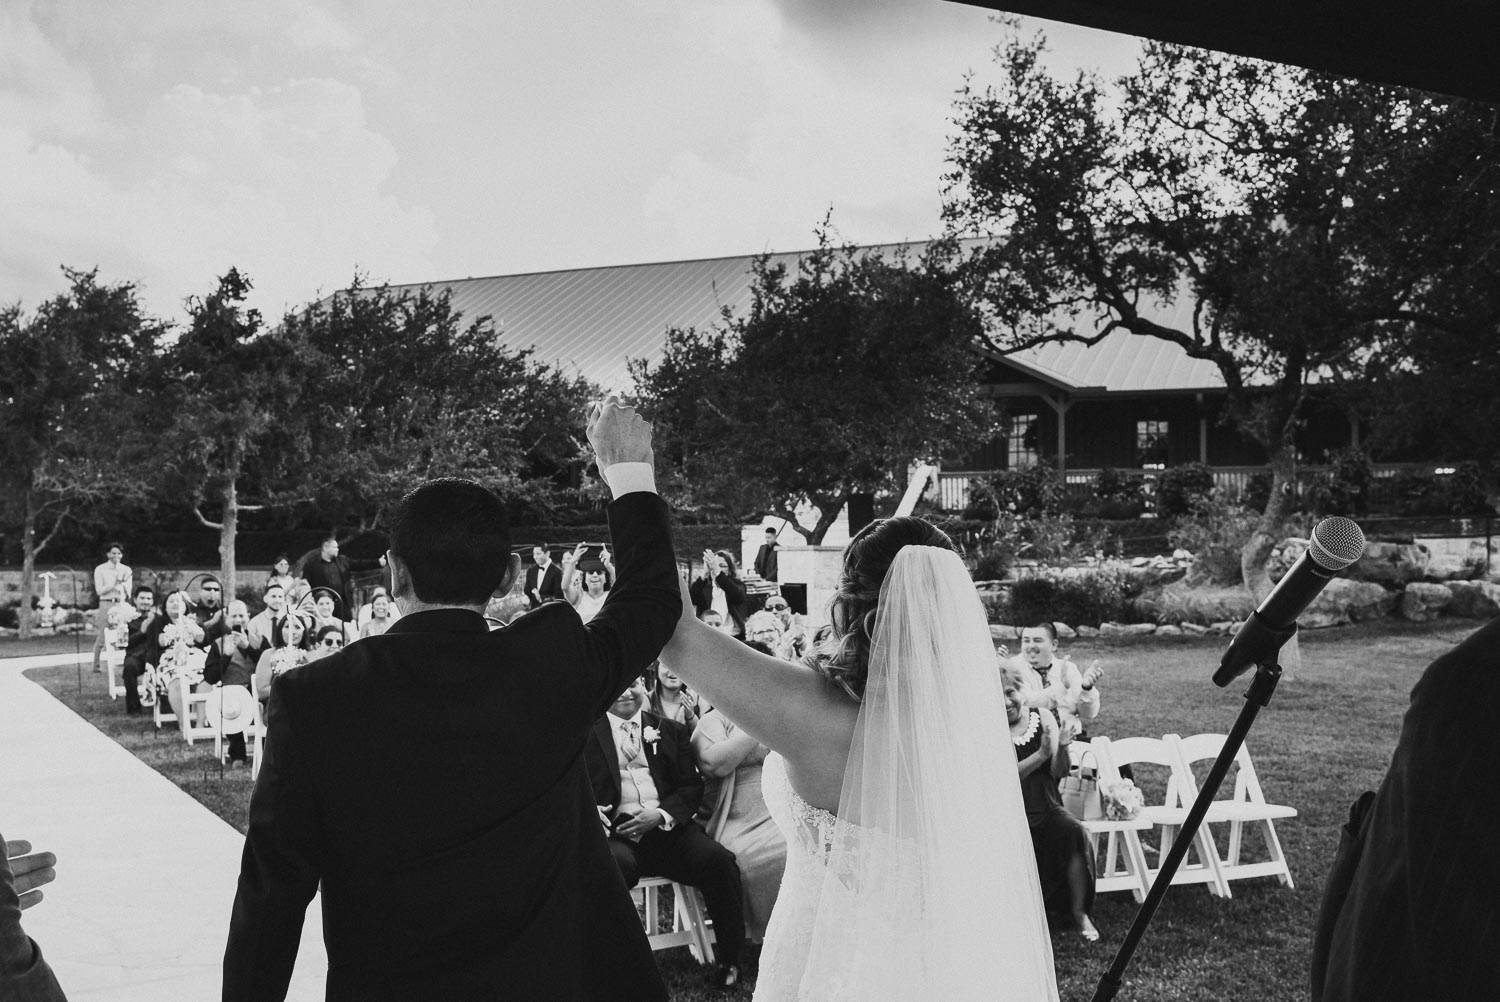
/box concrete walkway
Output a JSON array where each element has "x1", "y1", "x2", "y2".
[{"x1": 1, "y1": 653, "x2": 328, "y2": 1000}]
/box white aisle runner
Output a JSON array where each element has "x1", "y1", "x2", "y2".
[{"x1": 0, "y1": 653, "x2": 327, "y2": 1000}]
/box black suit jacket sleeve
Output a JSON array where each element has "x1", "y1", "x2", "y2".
[
  {"x1": 223, "y1": 684, "x2": 325, "y2": 1002},
  {"x1": 578, "y1": 492, "x2": 682, "y2": 718}
]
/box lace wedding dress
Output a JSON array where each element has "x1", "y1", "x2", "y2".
[{"x1": 751, "y1": 546, "x2": 1059, "y2": 1002}]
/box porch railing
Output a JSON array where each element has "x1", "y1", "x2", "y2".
[{"x1": 936, "y1": 463, "x2": 1429, "y2": 513}]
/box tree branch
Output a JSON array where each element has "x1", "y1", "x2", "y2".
[{"x1": 191, "y1": 504, "x2": 224, "y2": 530}]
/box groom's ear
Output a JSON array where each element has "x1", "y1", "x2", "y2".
[{"x1": 497, "y1": 552, "x2": 522, "y2": 596}]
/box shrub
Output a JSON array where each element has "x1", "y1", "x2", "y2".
[
  {"x1": 1242, "y1": 472, "x2": 1273, "y2": 514},
  {"x1": 1155, "y1": 462, "x2": 1216, "y2": 517},
  {"x1": 1308, "y1": 447, "x2": 1373, "y2": 516},
  {"x1": 1003, "y1": 565, "x2": 1146, "y2": 627},
  {"x1": 1444, "y1": 462, "x2": 1494, "y2": 515},
  {"x1": 968, "y1": 464, "x2": 1065, "y2": 519},
  {"x1": 1094, "y1": 467, "x2": 1145, "y2": 503},
  {"x1": 1167, "y1": 492, "x2": 1259, "y2": 586}
]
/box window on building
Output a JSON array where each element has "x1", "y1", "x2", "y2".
[
  {"x1": 1136, "y1": 420, "x2": 1169, "y2": 468},
  {"x1": 1008, "y1": 414, "x2": 1040, "y2": 469}
]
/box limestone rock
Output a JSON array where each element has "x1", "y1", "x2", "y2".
[
  {"x1": 1400, "y1": 581, "x2": 1453, "y2": 622},
  {"x1": 1209, "y1": 621, "x2": 1238, "y2": 635},
  {"x1": 1100, "y1": 621, "x2": 1156, "y2": 636},
  {"x1": 1446, "y1": 580, "x2": 1500, "y2": 619},
  {"x1": 1155, "y1": 625, "x2": 1183, "y2": 637},
  {"x1": 1052, "y1": 622, "x2": 1078, "y2": 639},
  {"x1": 1351, "y1": 541, "x2": 1431, "y2": 585},
  {"x1": 1300, "y1": 578, "x2": 1397, "y2": 628},
  {"x1": 1179, "y1": 622, "x2": 1210, "y2": 635},
  {"x1": 1075, "y1": 625, "x2": 1100, "y2": 637}
]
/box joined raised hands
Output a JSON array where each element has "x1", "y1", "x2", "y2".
[{"x1": 586, "y1": 395, "x2": 653, "y2": 470}]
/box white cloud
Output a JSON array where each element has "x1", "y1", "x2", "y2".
[{"x1": 0, "y1": 12, "x2": 436, "y2": 323}]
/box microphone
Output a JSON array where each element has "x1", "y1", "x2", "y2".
[{"x1": 1214, "y1": 516, "x2": 1366, "y2": 686}]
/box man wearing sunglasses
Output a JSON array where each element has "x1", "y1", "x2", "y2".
[{"x1": 225, "y1": 396, "x2": 681, "y2": 1002}]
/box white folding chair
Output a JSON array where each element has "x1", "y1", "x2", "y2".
[
  {"x1": 1092, "y1": 736, "x2": 1231, "y2": 898},
  {"x1": 103, "y1": 639, "x2": 127, "y2": 700},
  {"x1": 1168, "y1": 733, "x2": 1298, "y2": 889},
  {"x1": 1067, "y1": 741, "x2": 1156, "y2": 901},
  {"x1": 637, "y1": 876, "x2": 716, "y2": 965},
  {"x1": 210, "y1": 686, "x2": 263, "y2": 773}
]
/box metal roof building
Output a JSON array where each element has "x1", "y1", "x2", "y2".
[{"x1": 378, "y1": 246, "x2": 1228, "y2": 396}]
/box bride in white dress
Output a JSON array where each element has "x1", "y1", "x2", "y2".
[{"x1": 660, "y1": 516, "x2": 1058, "y2": 1000}]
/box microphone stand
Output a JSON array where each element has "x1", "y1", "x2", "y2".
[{"x1": 1091, "y1": 617, "x2": 1296, "y2": 1002}]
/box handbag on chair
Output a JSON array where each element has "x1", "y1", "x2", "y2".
[{"x1": 1060, "y1": 747, "x2": 1105, "y2": 821}]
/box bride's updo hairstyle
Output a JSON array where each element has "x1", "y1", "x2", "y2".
[{"x1": 812, "y1": 515, "x2": 957, "y2": 701}]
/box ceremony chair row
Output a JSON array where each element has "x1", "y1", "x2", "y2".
[{"x1": 1073, "y1": 733, "x2": 1297, "y2": 902}]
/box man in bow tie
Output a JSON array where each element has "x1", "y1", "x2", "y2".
[{"x1": 585, "y1": 676, "x2": 747, "y2": 990}]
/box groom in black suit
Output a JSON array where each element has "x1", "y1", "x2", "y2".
[
  {"x1": 584, "y1": 677, "x2": 746, "y2": 988},
  {"x1": 223, "y1": 398, "x2": 681, "y2": 1002}
]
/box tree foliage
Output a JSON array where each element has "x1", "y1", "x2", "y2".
[
  {"x1": 945, "y1": 24, "x2": 1500, "y2": 591},
  {"x1": 284, "y1": 278, "x2": 598, "y2": 535},
  {"x1": 632, "y1": 232, "x2": 994, "y2": 542},
  {"x1": 0, "y1": 269, "x2": 163, "y2": 634}
]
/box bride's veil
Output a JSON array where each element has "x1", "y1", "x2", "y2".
[{"x1": 801, "y1": 544, "x2": 1058, "y2": 1000}]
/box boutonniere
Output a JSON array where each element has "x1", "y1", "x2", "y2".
[{"x1": 642, "y1": 725, "x2": 661, "y2": 752}]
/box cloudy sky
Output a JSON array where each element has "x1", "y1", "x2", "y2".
[{"x1": 2, "y1": 0, "x2": 1141, "y2": 325}]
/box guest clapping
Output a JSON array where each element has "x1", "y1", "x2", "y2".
[
  {"x1": 1004, "y1": 666, "x2": 1098, "y2": 941},
  {"x1": 693, "y1": 709, "x2": 787, "y2": 944},
  {"x1": 1008, "y1": 623, "x2": 1104, "y2": 740},
  {"x1": 648, "y1": 659, "x2": 703, "y2": 730},
  {"x1": 307, "y1": 625, "x2": 347, "y2": 659},
  {"x1": 121, "y1": 585, "x2": 160, "y2": 716},
  {"x1": 690, "y1": 550, "x2": 747, "y2": 638}
]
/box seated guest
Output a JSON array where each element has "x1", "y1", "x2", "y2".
[
  {"x1": 697, "y1": 608, "x2": 727, "y2": 632},
  {"x1": 743, "y1": 611, "x2": 784, "y2": 654},
  {"x1": 692, "y1": 708, "x2": 788, "y2": 944},
  {"x1": 762, "y1": 594, "x2": 809, "y2": 660},
  {"x1": 307, "y1": 624, "x2": 347, "y2": 660},
  {"x1": 156, "y1": 590, "x2": 207, "y2": 721},
  {"x1": 648, "y1": 659, "x2": 702, "y2": 730},
  {"x1": 689, "y1": 549, "x2": 747, "y2": 638},
  {"x1": 205, "y1": 601, "x2": 257, "y2": 766},
  {"x1": 245, "y1": 582, "x2": 288, "y2": 657},
  {"x1": 308, "y1": 588, "x2": 356, "y2": 644},
  {"x1": 562, "y1": 543, "x2": 615, "y2": 625},
  {"x1": 1007, "y1": 622, "x2": 1105, "y2": 739},
  {"x1": 121, "y1": 585, "x2": 161, "y2": 716},
  {"x1": 254, "y1": 613, "x2": 313, "y2": 704},
  {"x1": 190, "y1": 577, "x2": 227, "y2": 642},
  {"x1": 358, "y1": 591, "x2": 397, "y2": 639},
  {"x1": 584, "y1": 676, "x2": 746, "y2": 988},
  {"x1": 1003, "y1": 666, "x2": 1098, "y2": 941}
]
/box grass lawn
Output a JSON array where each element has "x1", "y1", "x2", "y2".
[{"x1": 12, "y1": 617, "x2": 1479, "y2": 1001}]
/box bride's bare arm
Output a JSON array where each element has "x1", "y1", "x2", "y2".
[{"x1": 660, "y1": 590, "x2": 856, "y2": 772}]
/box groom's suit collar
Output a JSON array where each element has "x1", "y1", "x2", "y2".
[{"x1": 384, "y1": 608, "x2": 489, "y2": 635}]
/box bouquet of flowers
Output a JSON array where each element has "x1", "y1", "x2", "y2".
[
  {"x1": 1101, "y1": 778, "x2": 1145, "y2": 821},
  {"x1": 106, "y1": 603, "x2": 139, "y2": 649},
  {"x1": 269, "y1": 647, "x2": 308, "y2": 681}
]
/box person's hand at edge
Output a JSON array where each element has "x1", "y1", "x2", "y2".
[{"x1": 2, "y1": 839, "x2": 57, "y2": 912}]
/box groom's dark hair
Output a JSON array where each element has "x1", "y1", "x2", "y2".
[{"x1": 389, "y1": 478, "x2": 513, "y2": 605}]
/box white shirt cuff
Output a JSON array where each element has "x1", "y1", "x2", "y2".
[
  {"x1": 601, "y1": 462, "x2": 657, "y2": 498},
  {"x1": 658, "y1": 810, "x2": 675, "y2": 831}
]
